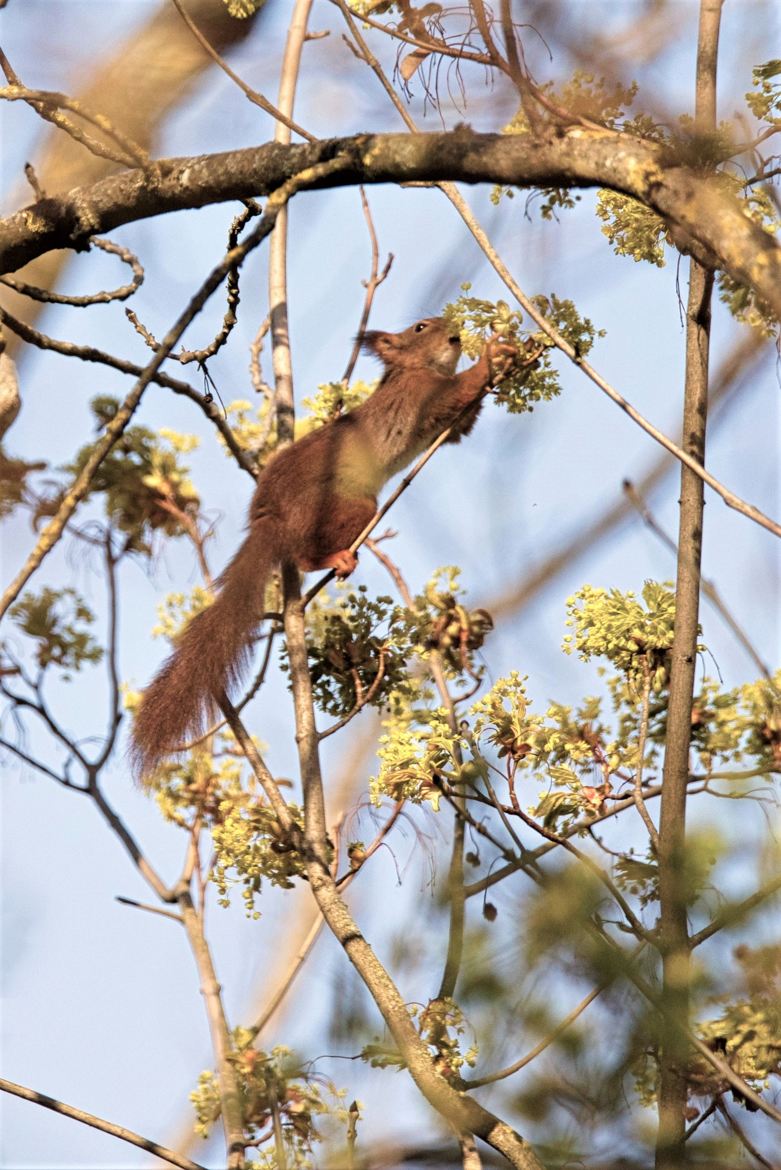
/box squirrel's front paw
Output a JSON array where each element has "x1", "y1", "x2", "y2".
[{"x1": 485, "y1": 337, "x2": 519, "y2": 386}]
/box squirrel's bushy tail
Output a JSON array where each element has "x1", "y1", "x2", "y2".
[{"x1": 131, "y1": 522, "x2": 278, "y2": 780}]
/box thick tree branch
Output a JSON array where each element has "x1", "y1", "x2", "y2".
[
  {"x1": 656, "y1": 4, "x2": 721, "y2": 1163},
  {"x1": 1, "y1": 130, "x2": 779, "y2": 321}
]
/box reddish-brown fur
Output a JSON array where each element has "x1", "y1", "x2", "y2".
[{"x1": 130, "y1": 318, "x2": 517, "y2": 778}]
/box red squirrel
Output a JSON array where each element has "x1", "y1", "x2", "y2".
[{"x1": 131, "y1": 317, "x2": 518, "y2": 777}]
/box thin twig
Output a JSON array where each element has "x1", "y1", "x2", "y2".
[
  {"x1": 0, "y1": 84, "x2": 148, "y2": 167},
  {"x1": 23, "y1": 161, "x2": 44, "y2": 199},
  {"x1": 0, "y1": 237, "x2": 144, "y2": 305},
  {"x1": 249, "y1": 314, "x2": 272, "y2": 396},
  {"x1": 335, "y1": 1, "x2": 781, "y2": 542},
  {"x1": 179, "y1": 201, "x2": 262, "y2": 365},
  {"x1": 3, "y1": 680, "x2": 89, "y2": 769},
  {"x1": 0, "y1": 1076, "x2": 205, "y2": 1170},
  {"x1": 690, "y1": 872, "x2": 781, "y2": 948},
  {"x1": 341, "y1": 187, "x2": 394, "y2": 384},
  {"x1": 486, "y1": 330, "x2": 767, "y2": 621},
  {"x1": 317, "y1": 646, "x2": 387, "y2": 739},
  {"x1": 92, "y1": 534, "x2": 122, "y2": 772},
  {"x1": 466, "y1": 981, "x2": 609, "y2": 1088},
  {"x1": 715, "y1": 1098, "x2": 778, "y2": 1170},
  {"x1": 302, "y1": 385, "x2": 494, "y2": 606},
  {"x1": 88, "y1": 781, "x2": 178, "y2": 903},
  {"x1": 125, "y1": 194, "x2": 253, "y2": 369},
  {"x1": 470, "y1": 779, "x2": 655, "y2": 943},
  {"x1": 335, "y1": 0, "x2": 417, "y2": 133},
  {"x1": 247, "y1": 911, "x2": 325, "y2": 1042},
  {"x1": 441, "y1": 182, "x2": 781, "y2": 541},
  {"x1": 688, "y1": 1033, "x2": 781, "y2": 1123},
  {"x1": 624, "y1": 479, "x2": 772, "y2": 679},
  {"x1": 337, "y1": 1, "x2": 500, "y2": 71},
  {"x1": 173, "y1": 629, "x2": 278, "y2": 753},
  {"x1": 218, "y1": 690, "x2": 297, "y2": 835},
  {"x1": 633, "y1": 659, "x2": 660, "y2": 851},
  {"x1": 115, "y1": 896, "x2": 184, "y2": 925},
  {"x1": 0, "y1": 735, "x2": 75, "y2": 786},
  {"x1": 3, "y1": 676, "x2": 179, "y2": 904},
  {"x1": 170, "y1": 0, "x2": 315, "y2": 142},
  {"x1": 335, "y1": 798, "x2": 405, "y2": 885},
  {"x1": 442, "y1": 780, "x2": 781, "y2": 1124},
  {"x1": 461, "y1": 773, "x2": 715, "y2": 899},
  {"x1": 499, "y1": 0, "x2": 542, "y2": 132},
  {"x1": 683, "y1": 1097, "x2": 719, "y2": 1141}
]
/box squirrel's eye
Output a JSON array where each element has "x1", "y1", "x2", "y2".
[{"x1": 414, "y1": 322, "x2": 427, "y2": 333}]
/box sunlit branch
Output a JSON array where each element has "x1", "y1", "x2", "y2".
[{"x1": 0, "y1": 1076, "x2": 205, "y2": 1170}]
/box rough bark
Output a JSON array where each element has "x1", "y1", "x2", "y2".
[
  {"x1": 1, "y1": 130, "x2": 778, "y2": 322},
  {"x1": 655, "y1": 3, "x2": 721, "y2": 1165}
]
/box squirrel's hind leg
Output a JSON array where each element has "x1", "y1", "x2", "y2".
[
  {"x1": 292, "y1": 495, "x2": 376, "y2": 577},
  {"x1": 298, "y1": 548, "x2": 358, "y2": 577}
]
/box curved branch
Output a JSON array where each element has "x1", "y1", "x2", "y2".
[
  {"x1": 1, "y1": 130, "x2": 778, "y2": 320},
  {"x1": 0, "y1": 237, "x2": 143, "y2": 305},
  {"x1": 0, "y1": 83, "x2": 148, "y2": 168},
  {"x1": 466, "y1": 980, "x2": 608, "y2": 1088}
]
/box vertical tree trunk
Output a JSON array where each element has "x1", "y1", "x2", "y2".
[{"x1": 655, "y1": 3, "x2": 722, "y2": 1165}]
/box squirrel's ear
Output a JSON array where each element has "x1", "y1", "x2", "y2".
[{"x1": 360, "y1": 330, "x2": 388, "y2": 355}]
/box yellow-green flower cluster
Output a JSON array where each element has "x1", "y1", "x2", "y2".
[
  {"x1": 444, "y1": 288, "x2": 603, "y2": 412},
  {"x1": 369, "y1": 705, "x2": 457, "y2": 809},
  {"x1": 191, "y1": 1034, "x2": 350, "y2": 1166}
]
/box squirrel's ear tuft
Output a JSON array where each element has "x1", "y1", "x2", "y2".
[{"x1": 360, "y1": 330, "x2": 387, "y2": 355}]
